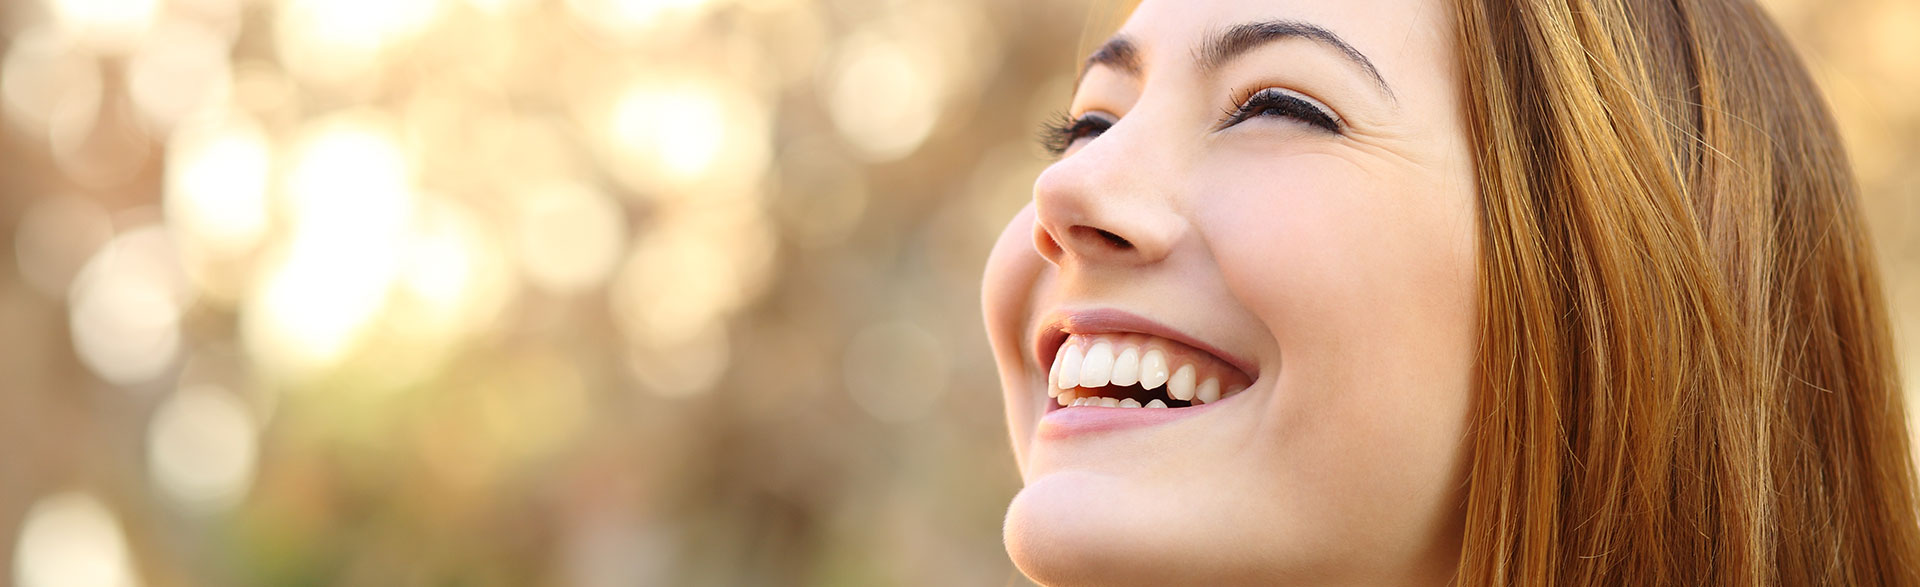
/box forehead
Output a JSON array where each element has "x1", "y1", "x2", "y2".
[{"x1": 1110, "y1": 0, "x2": 1453, "y2": 87}]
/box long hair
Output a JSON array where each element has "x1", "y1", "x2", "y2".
[{"x1": 1455, "y1": 0, "x2": 1920, "y2": 583}]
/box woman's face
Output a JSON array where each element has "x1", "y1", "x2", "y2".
[{"x1": 981, "y1": 0, "x2": 1478, "y2": 584}]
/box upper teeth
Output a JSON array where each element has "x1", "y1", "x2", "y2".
[{"x1": 1046, "y1": 333, "x2": 1247, "y2": 407}]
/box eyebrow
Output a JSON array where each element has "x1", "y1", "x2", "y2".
[
  {"x1": 1080, "y1": 35, "x2": 1142, "y2": 83},
  {"x1": 1079, "y1": 20, "x2": 1396, "y2": 102}
]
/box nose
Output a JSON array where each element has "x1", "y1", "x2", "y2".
[{"x1": 1030, "y1": 134, "x2": 1183, "y2": 269}]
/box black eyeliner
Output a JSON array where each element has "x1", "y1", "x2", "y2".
[{"x1": 1219, "y1": 88, "x2": 1343, "y2": 133}]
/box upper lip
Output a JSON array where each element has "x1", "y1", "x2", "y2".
[{"x1": 1031, "y1": 308, "x2": 1259, "y2": 383}]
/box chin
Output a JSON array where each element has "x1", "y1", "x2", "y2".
[
  {"x1": 1002, "y1": 471, "x2": 1283, "y2": 587},
  {"x1": 1005, "y1": 475, "x2": 1182, "y2": 587}
]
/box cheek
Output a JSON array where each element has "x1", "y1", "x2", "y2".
[
  {"x1": 1199, "y1": 156, "x2": 1477, "y2": 338},
  {"x1": 1196, "y1": 154, "x2": 1479, "y2": 519},
  {"x1": 981, "y1": 203, "x2": 1044, "y2": 341},
  {"x1": 982, "y1": 204, "x2": 1049, "y2": 463}
]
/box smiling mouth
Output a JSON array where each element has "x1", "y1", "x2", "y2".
[{"x1": 1046, "y1": 332, "x2": 1254, "y2": 410}]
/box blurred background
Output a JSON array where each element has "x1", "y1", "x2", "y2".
[{"x1": 0, "y1": 0, "x2": 1912, "y2": 585}]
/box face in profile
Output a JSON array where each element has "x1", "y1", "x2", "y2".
[{"x1": 981, "y1": 0, "x2": 1481, "y2": 583}]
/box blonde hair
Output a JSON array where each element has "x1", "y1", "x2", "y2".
[{"x1": 1455, "y1": 0, "x2": 1920, "y2": 583}]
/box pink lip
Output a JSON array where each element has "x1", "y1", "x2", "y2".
[
  {"x1": 1036, "y1": 388, "x2": 1244, "y2": 440},
  {"x1": 1028, "y1": 308, "x2": 1261, "y2": 440},
  {"x1": 1030, "y1": 308, "x2": 1258, "y2": 380}
]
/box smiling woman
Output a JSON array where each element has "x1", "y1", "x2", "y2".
[{"x1": 982, "y1": 0, "x2": 1920, "y2": 585}]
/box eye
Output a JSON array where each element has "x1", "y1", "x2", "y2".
[
  {"x1": 1219, "y1": 88, "x2": 1342, "y2": 134},
  {"x1": 1039, "y1": 111, "x2": 1116, "y2": 156}
]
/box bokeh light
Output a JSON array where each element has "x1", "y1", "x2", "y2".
[
  {"x1": 243, "y1": 112, "x2": 416, "y2": 377},
  {"x1": 564, "y1": 0, "x2": 715, "y2": 43},
  {"x1": 513, "y1": 180, "x2": 628, "y2": 295},
  {"x1": 273, "y1": 0, "x2": 442, "y2": 87},
  {"x1": 68, "y1": 224, "x2": 192, "y2": 386},
  {"x1": 820, "y1": 2, "x2": 997, "y2": 162},
  {"x1": 390, "y1": 196, "x2": 516, "y2": 343},
  {"x1": 609, "y1": 200, "x2": 774, "y2": 348},
  {"x1": 242, "y1": 232, "x2": 390, "y2": 377},
  {"x1": 164, "y1": 111, "x2": 272, "y2": 257},
  {"x1": 823, "y1": 31, "x2": 942, "y2": 162},
  {"x1": 1, "y1": 28, "x2": 100, "y2": 138},
  {"x1": 46, "y1": 0, "x2": 159, "y2": 52},
  {"x1": 612, "y1": 85, "x2": 727, "y2": 183},
  {"x1": 12, "y1": 492, "x2": 140, "y2": 587},
  {"x1": 147, "y1": 383, "x2": 260, "y2": 511},
  {"x1": 603, "y1": 79, "x2": 770, "y2": 198},
  {"x1": 625, "y1": 320, "x2": 730, "y2": 398},
  {"x1": 126, "y1": 18, "x2": 233, "y2": 132},
  {"x1": 466, "y1": 0, "x2": 535, "y2": 16}
]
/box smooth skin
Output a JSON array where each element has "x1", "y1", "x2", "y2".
[{"x1": 981, "y1": 0, "x2": 1479, "y2": 584}]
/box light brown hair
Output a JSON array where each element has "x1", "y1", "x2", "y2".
[{"x1": 1455, "y1": 0, "x2": 1920, "y2": 583}]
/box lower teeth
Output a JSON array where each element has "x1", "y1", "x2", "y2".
[{"x1": 1060, "y1": 387, "x2": 1193, "y2": 408}]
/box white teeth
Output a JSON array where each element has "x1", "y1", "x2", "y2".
[
  {"x1": 1139, "y1": 350, "x2": 1170, "y2": 389},
  {"x1": 1167, "y1": 364, "x2": 1196, "y2": 401},
  {"x1": 1047, "y1": 337, "x2": 1252, "y2": 408},
  {"x1": 1195, "y1": 377, "x2": 1220, "y2": 404},
  {"x1": 1048, "y1": 346, "x2": 1065, "y2": 395},
  {"x1": 1056, "y1": 344, "x2": 1084, "y2": 390},
  {"x1": 1109, "y1": 347, "x2": 1140, "y2": 387},
  {"x1": 1078, "y1": 342, "x2": 1114, "y2": 388}
]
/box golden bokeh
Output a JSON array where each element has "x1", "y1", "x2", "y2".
[{"x1": 0, "y1": 0, "x2": 1913, "y2": 585}]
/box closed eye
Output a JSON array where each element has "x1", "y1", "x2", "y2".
[
  {"x1": 1218, "y1": 87, "x2": 1342, "y2": 134},
  {"x1": 1039, "y1": 111, "x2": 1116, "y2": 157}
]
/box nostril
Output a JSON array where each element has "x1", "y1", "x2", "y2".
[
  {"x1": 1033, "y1": 221, "x2": 1066, "y2": 260},
  {"x1": 1090, "y1": 227, "x2": 1128, "y2": 249},
  {"x1": 1067, "y1": 225, "x2": 1136, "y2": 251}
]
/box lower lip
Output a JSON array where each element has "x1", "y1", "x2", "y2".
[{"x1": 1035, "y1": 392, "x2": 1240, "y2": 440}]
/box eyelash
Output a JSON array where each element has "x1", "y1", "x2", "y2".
[
  {"x1": 1220, "y1": 87, "x2": 1343, "y2": 133},
  {"x1": 1037, "y1": 87, "x2": 1341, "y2": 157},
  {"x1": 1038, "y1": 112, "x2": 1113, "y2": 157}
]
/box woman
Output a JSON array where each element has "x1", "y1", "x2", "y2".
[{"x1": 980, "y1": 0, "x2": 1920, "y2": 584}]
